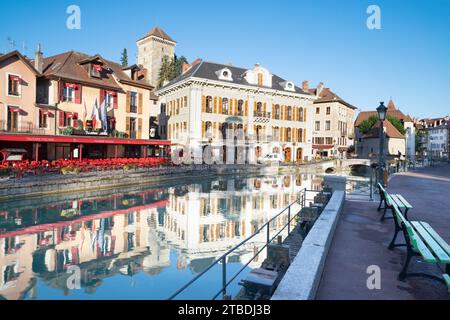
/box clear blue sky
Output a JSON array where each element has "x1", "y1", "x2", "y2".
[{"x1": 1, "y1": 0, "x2": 449, "y2": 118}]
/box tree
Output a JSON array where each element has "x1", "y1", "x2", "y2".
[
  {"x1": 386, "y1": 115, "x2": 406, "y2": 135},
  {"x1": 120, "y1": 48, "x2": 128, "y2": 67},
  {"x1": 359, "y1": 115, "x2": 378, "y2": 134},
  {"x1": 157, "y1": 55, "x2": 189, "y2": 88}
]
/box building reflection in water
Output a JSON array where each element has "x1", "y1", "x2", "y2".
[{"x1": 0, "y1": 173, "x2": 320, "y2": 300}]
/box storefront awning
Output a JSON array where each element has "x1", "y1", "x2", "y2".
[
  {"x1": 0, "y1": 133, "x2": 171, "y2": 146},
  {"x1": 312, "y1": 144, "x2": 334, "y2": 150}
]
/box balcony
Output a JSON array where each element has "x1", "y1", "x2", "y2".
[
  {"x1": 253, "y1": 111, "x2": 271, "y2": 124},
  {"x1": 0, "y1": 120, "x2": 47, "y2": 135}
]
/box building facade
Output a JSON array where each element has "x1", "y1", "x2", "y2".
[
  {"x1": 355, "y1": 99, "x2": 414, "y2": 161},
  {"x1": 0, "y1": 49, "x2": 169, "y2": 162},
  {"x1": 417, "y1": 117, "x2": 450, "y2": 161},
  {"x1": 305, "y1": 81, "x2": 356, "y2": 159},
  {"x1": 156, "y1": 61, "x2": 314, "y2": 163}
]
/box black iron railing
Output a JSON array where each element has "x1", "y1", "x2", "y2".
[{"x1": 168, "y1": 188, "x2": 324, "y2": 300}]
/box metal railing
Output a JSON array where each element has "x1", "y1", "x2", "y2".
[
  {"x1": 168, "y1": 188, "x2": 317, "y2": 300},
  {"x1": 0, "y1": 120, "x2": 47, "y2": 135}
]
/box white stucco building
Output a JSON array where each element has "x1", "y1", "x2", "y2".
[{"x1": 155, "y1": 60, "x2": 315, "y2": 164}]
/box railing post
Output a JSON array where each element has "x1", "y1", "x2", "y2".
[
  {"x1": 266, "y1": 224, "x2": 270, "y2": 245},
  {"x1": 288, "y1": 206, "x2": 291, "y2": 234},
  {"x1": 222, "y1": 257, "x2": 227, "y2": 299}
]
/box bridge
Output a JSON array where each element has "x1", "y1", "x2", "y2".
[{"x1": 319, "y1": 158, "x2": 375, "y2": 174}]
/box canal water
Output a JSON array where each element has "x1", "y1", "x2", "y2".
[{"x1": 0, "y1": 170, "x2": 370, "y2": 300}]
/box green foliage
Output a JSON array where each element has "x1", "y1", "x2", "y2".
[
  {"x1": 386, "y1": 115, "x2": 406, "y2": 135},
  {"x1": 120, "y1": 48, "x2": 128, "y2": 67},
  {"x1": 359, "y1": 114, "x2": 406, "y2": 135},
  {"x1": 62, "y1": 127, "x2": 74, "y2": 136},
  {"x1": 157, "y1": 55, "x2": 188, "y2": 88},
  {"x1": 359, "y1": 115, "x2": 378, "y2": 134}
]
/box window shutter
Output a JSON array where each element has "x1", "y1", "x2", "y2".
[
  {"x1": 126, "y1": 92, "x2": 131, "y2": 113},
  {"x1": 303, "y1": 128, "x2": 306, "y2": 142},
  {"x1": 213, "y1": 97, "x2": 217, "y2": 113},
  {"x1": 75, "y1": 85, "x2": 82, "y2": 104},
  {"x1": 245, "y1": 101, "x2": 248, "y2": 116},
  {"x1": 263, "y1": 103, "x2": 267, "y2": 115},
  {"x1": 202, "y1": 96, "x2": 206, "y2": 112},
  {"x1": 234, "y1": 99, "x2": 238, "y2": 115},
  {"x1": 202, "y1": 121, "x2": 205, "y2": 138},
  {"x1": 138, "y1": 93, "x2": 143, "y2": 114},
  {"x1": 59, "y1": 111, "x2": 65, "y2": 127},
  {"x1": 113, "y1": 94, "x2": 118, "y2": 109},
  {"x1": 218, "y1": 97, "x2": 222, "y2": 113},
  {"x1": 73, "y1": 112, "x2": 78, "y2": 120},
  {"x1": 138, "y1": 118, "x2": 142, "y2": 139},
  {"x1": 230, "y1": 99, "x2": 233, "y2": 115},
  {"x1": 100, "y1": 89, "x2": 105, "y2": 105},
  {"x1": 59, "y1": 81, "x2": 65, "y2": 102},
  {"x1": 272, "y1": 104, "x2": 275, "y2": 119},
  {"x1": 293, "y1": 107, "x2": 296, "y2": 121},
  {"x1": 126, "y1": 117, "x2": 130, "y2": 137},
  {"x1": 303, "y1": 108, "x2": 307, "y2": 122}
]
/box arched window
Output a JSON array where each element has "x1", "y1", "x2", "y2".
[
  {"x1": 286, "y1": 106, "x2": 292, "y2": 121},
  {"x1": 274, "y1": 104, "x2": 280, "y2": 119},
  {"x1": 298, "y1": 108, "x2": 304, "y2": 122},
  {"x1": 222, "y1": 98, "x2": 229, "y2": 114},
  {"x1": 206, "y1": 96, "x2": 213, "y2": 113},
  {"x1": 273, "y1": 126, "x2": 280, "y2": 141},
  {"x1": 256, "y1": 102, "x2": 263, "y2": 116},
  {"x1": 286, "y1": 128, "x2": 292, "y2": 142},
  {"x1": 205, "y1": 121, "x2": 212, "y2": 138},
  {"x1": 237, "y1": 100, "x2": 244, "y2": 116},
  {"x1": 297, "y1": 128, "x2": 303, "y2": 142},
  {"x1": 256, "y1": 125, "x2": 263, "y2": 142}
]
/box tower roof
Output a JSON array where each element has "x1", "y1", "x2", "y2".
[
  {"x1": 139, "y1": 26, "x2": 176, "y2": 43},
  {"x1": 387, "y1": 99, "x2": 396, "y2": 110}
]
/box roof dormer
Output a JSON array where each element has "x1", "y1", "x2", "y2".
[
  {"x1": 280, "y1": 80, "x2": 295, "y2": 92},
  {"x1": 216, "y1": 67, "x2": 233, "y2": 81},
  {"x1": 244, "y1": 64, "x2": 272, "y2": 88}
]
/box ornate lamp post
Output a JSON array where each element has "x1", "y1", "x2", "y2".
[{"x1": 377, "y1": 102, "x2": 387, "y2": 186}]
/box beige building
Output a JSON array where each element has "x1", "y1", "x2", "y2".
[
  {"x1": 156, "y1": 61, "x2": 315, "y2": 163},
  {"x1": 137, "y1": 27, "x2": 176, "y2": 88},
  {"x1": 304, "y1": 81, "x2": 356, "y2": 159}
]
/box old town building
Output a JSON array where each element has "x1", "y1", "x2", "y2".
[
  {"x1": 156, "y1": 60, "x2": 315, "y2": 163},
  {"x1": 305, "y1": 81, "x2": 356, "y2": 159}
]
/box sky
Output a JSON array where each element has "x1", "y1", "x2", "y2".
[{"x1": 1, "y1": 0, "x2": 449, "y2": 119}]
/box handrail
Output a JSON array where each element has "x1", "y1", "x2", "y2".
[{"x1": 168, "y1": 188, "x2": 321, "y2": 300}]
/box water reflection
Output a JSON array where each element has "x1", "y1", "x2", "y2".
[{"x1": 0, "y1": 173, "x2": 321, "y2": 300}]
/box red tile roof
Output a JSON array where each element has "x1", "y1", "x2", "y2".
[
  {"x1": 363, "y1": 120, "x2": 405, "y2": 139},
  {"x1": 308, "y1": 87, "x2": 357, "y2": 110},
  {"x1": 355, "y1": 100, "x2": 413, "y2": 127},
  {"x1": 139, "y1": 26, "x2": 176, "y2": 43}
]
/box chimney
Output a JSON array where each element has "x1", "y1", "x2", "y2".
[
  {"x1": 302, "y1": 80, "x2": 309, "y2": 91},
  {"x1": 35, "y1": 44, "x2": 44, "y2": 73},
  {"x1": 317, "y1": 82, "x2": 324, "y2": 95}
]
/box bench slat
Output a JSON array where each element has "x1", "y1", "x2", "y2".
[
  {"x1": 391, "y1": 195, "x2": 406, "y2": 209},
  {"x1": 419, "y1": 222, "x2": 450, "y2": 257},
  {"x1": 444, "y1": 274, "x2": 450, "y2": 292},
  {"x1": 385, "y1": 193, "x2": 392, "y2": 207},
  {"x1": 403, "y1": 222, "x2": 437, "y2": 263},
  {"x1": 411, "y1": 222, "x2": 450, "y2": 263},
  {"x1": 393, "y1": 205, "x2": 408, "y2": 227},
  {"x1": 395, "y1": 194, "x2": 413, "y2": 209}
]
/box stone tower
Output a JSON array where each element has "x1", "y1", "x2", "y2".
[{"x1": 137, "y1": 26, "x2": 176, "y2": 87}]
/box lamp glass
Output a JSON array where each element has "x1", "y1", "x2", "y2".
[{"x1": 377, "y1": 103, "x2": 387, "y2": 121}]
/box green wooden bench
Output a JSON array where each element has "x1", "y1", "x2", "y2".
[
  {"x1": 391, "y1": 205, "x2": 450, "y2": 290},
  {"x1": 377, "y1": 183, "x2": 413, "y2": 221}
]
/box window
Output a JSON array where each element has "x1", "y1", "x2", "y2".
[
  {"x1": 257, "y1": 73, "x2": 264, "y2": 86},
  {"x1": 7, "y1": 107, "x2": 19, "y2": 132},
  {"x1": 326, "y1": 107, "x2": 331, "y2": 115},
  {"x1": 256, "y1": 102, "x2": 263, "y2": 114},
  {"x1": 8, "y1": 74, "x2": 20, "y2": 96},
  {"x1": 222, "y1": 98, "x2": 229, "y2": 114},
  {"x1": 184, "y1": 96, "x2": 188, "y2": 108},
  {"x1": 297, "y1": 128, "x2": 303, "y2": 142},
  {"x1": 105, "y1": 92, "x2": 115, "y2": 107},
  {"x1": 286, "y1": 128, "x2": 292, "y2": 142},
  {"x1": 206, "y1": 96, "x2": 213, "y2": 113},
  {"x1": 64, "y1": 86, "x2": 75, "y2": 102},
  {"x1": 39, "y1": 110, "x2": 48, "y2": 129},
  {"x1": 298, "y1": 108, "x2": 304, "y2": 121},
  {"x1": 326, "y1": 137, "x2": 333, "y2": 145},
  {"x1": 90, "y1": 64, "x2": 102, "y2": 78},
  {"x1": 315, "y1": 121, "x2": 320, "y2": 131},
  {"x1": 274, "y1": 105, "x2": 280, "y2": 119},
  {"x1": 326, "y1": 121, "x2": 331, "y2": 131},
  {"x1": 286, "y1": 106, "x2": 292, "y2": 120},
  {"x1": 237, "y1": 100, "x2": 244, "y2": 116},
  {"x1": 273, "y1": 127, "x2": 280, "y2": 140},
  {"x1": 316, "y1": 107, "x2": 320, "y2": 114},
  {"x1": 130, "y1": 92, "x2": 138, "y2": 113}
]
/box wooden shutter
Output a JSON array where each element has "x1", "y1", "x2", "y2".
[
  {"x1": 138, "y1": 118, "x2": 142, "y2": 139},
  {"x1": 59, "y1": 111, "x2": 65, "y2": 127},
  {"x1": 230, "y1": 99, "x2": 234, "y2": 115},
  {"x1": 202, "y1": 121, "x2": 206, "y2": 138},
  {"x1": 59, "y1": 81, "x2": 65, "y2": 102},
  {"x1": 263, "y1": 103, "x2": 267, "y2": 114},
  {"x1": 293, "y1": 107, "x2": 296, "y2": 121},
  {"x1": 303, "y1": 108, "x2": 307, "y2": 122},
  {"x1": 100, "y1": 89, "x2": 105, "y2": 105},
  {"x1": 272, "y1": 104, "x2": 275, "y2": 119},
  {"x1": 138, "y1": 93, "x2": 143, "y2": 114},
  {"x1": 281, "y1": 105, "x2": 284, "y2": 120},
  {"x1": 126, "y1": 92, "x2": 131, "y2": 113},
  {"x1": 113, "y1": 93, "x2": 118, "y2": 109},
  {"x1": 234, "y1": 99, "x2": 238, "y2": 115},
  {"x1": 202, "y1": 96, "x2": 206, "y2": 112},
  {"x1": 213, "y1": 97, "x2": 218, "y2": 113},
  {"x1": 245, "y1": 101, "x2": 248, "y2": 116},
  {"x1": 75, "y1": 85, "x2": 82, "y2": 104},
  {"x1": 126, "y1": 117, "x2": 130, "y2": 137},
  {"x1": 218, "y1": 97, "x2": 222, "y2": 113},
  {"x1": 303, "y1": 128, "x2": 306, "y2": 142}
]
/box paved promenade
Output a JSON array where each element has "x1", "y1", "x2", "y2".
[{"x1": 316, "y1": 164, "x2": 450, "y2": 300}]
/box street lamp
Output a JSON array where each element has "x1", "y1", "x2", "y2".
[{"x1": 377, "y1": 102, "x2": 387, "y2": 186}]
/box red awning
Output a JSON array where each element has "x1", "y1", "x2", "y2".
[
  {"x1": 106, "y1": 91, "x2": 117, "y2": 97},
  {"x1": 0, "y1": 133, "x2": 171, "y2": 146},
  {"x1": 9, "y1": 75, "x2": 20, "y2": 81},
  {"x1": 8, "y1": 106, "x2": 21, "y2": 113},
  {"x1": 338, "y1": 147, "x2": 349, "y2": 152},
  {"x1": 40, "y1": 110, "x2": 54, "y2": 116},
  {"x1": 312, "y1": 144, "x2": 334, "y2": 150}
]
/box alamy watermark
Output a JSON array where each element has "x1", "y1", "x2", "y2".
[
  {"x1": 66, "y1": 265, "x2": 81, "y2": 290},
  {"x1": 367, "y1": 5, "x2": 381, "y2": 30},
  {"x1": 366, "y1": 265, "x2": 381, "y2": 290},
  {"x1": 66, "y1": 5, "x2": 81, "y2": 30}
]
